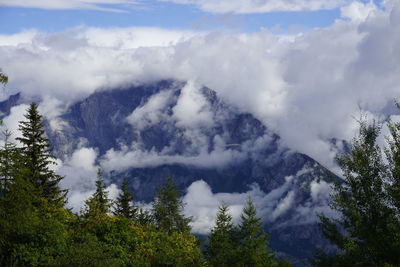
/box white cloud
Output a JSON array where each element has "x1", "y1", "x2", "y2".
[
  {"x1": 183, "y1": 171, "x2": 333, "y2": 234},
  {"x1": 173, "y1": 81, "x2": 214, "y2": 128},
  {"x1": 1, "y1": 0, "x2": 400, "y2": 173},
  {"x1": 158, "y1": 0, "x2": 351, "y2": 13},
  {"x1": 0, "y1": 0, "x2": 138, "y2": 12},
  {"x1": 341, "y1": 1, "x2": 377, "y2": 21},
  {"x1": 1, "y1": 104, "x2": 29, "y2": 143},
  {"x1": 127, "y1": 89, "x2": 175, "y2": 130},
  {"x1": 100, "y1": 142, "x2": 246, "y2": 171},
  {"x1": 0, "y1": 30, "x2": 38, "y2": 47},
  {"x1": 271, "y1": 190, "x2": 295, "y2": 220},
  {"x1": 83, "y1": 27, "x2": 202, "y2": 49},
  {"x1": 310, "y1": 180, "x2": 332, "y2": 203}
]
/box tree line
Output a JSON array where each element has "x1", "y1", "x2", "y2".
[
  {"x1": 0, "y1": 100, "x2": 288, "y2": 266},
  {"x1": 1, "y1": 71, "x2": 399, "y2": 266}
]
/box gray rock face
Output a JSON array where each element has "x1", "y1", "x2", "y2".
[{"x1": 0, "y1": 80, "x2": 338, "y2": 265}]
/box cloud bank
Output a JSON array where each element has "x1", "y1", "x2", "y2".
[
  {"x1": 0, "y1": 1, "x2": 399, "y2": 173},
  {"x1": 183, "y1": 166, "x2": 334, "y2": 234}
]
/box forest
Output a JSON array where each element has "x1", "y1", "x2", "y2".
[{"x1": 0, "y1": 73, "x2": 399, "y2": 266}]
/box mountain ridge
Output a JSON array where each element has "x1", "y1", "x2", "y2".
[{"x1": 0, "y1": 80, "x2": 338, "y2": 265}]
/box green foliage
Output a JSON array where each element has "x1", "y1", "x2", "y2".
[
  {"x1": 136, "y1": 207, "x2": 154, "y2": 226},
  {"x1": 16, "y1": 102, "x2": 66, "y2": 207},
  {"x1": 315, "y1": 120, "x2": 400, "y2": 266},
  {"x1": 0, "y1": 101, "x2": 290, "y2": 267},
  {"x1": 84, "y1": 168, "x2": 112, "y2": 217},
  {"x1": 152, "y1": 177, "x2": 191, "y2": 233},
  {"x1": 237, "y1": 198, "x2": 277, "y2": 267},
  {"x1": 113, "y1": 178, "x2": 138, "y2": 220},
  {"x1": 205, "y1": 200, "x2": 286, "y2": 267},
  {"x1": 0, "y1": 165, "x2": 70, "y2": 266},
  {"x1": 0, "y1": 130, "x2": 20, "y2": 195},
  {"x1": 205, "y1": 204, "x2": 237, "y2": 266},
  {"x1": 0, "y1": 105, "x2": 70, "y2": 266},
  {"x1": 0, "y1": 69, "x2": 7, "y2": 86}
]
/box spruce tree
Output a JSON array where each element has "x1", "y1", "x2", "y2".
[
  {"x1": 237, "y1": 198, "x2": 277, "y2": 267},
  {"x1": 0, "y1": 130, "x2": 19, "y2": 195},
  {"x1": 152, "y1": 177, "x2": 191, "y2": 233},
  {"x1": 114, "y1": 178, "x2": 138, "y2": 219},
  {"x1": 205, "y1": 204, "x2": 237, "y2": 267},
  {"x1": 83, "y1": 168, "x2": 112, "y2": 218},
  {"x1": 315, "y1": 121, "x2": 400, "y2": 266},
  {"x1": 16, "y1": 102, "x2": 66, "y2": 206}
]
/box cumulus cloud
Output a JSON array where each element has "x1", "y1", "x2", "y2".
[
  {"x1": 340, "y1": 1, "x2": 377, "y2": 21},
  {"x1": 158, "y1": 0, "x2": 352, "y2": 13},
  {"x1": 0, "y1": 0, "x2": 138, "y2": 12},
  {"x1": 1, "y1": 0, "x2": 400, "y2": 173}
]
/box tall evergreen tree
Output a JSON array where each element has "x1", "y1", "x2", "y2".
[
  {"x1": 237, "y1": 198, "x2": 277, "y2": 267},
  {"x1": 315, "y1": 120, "x2": 400, "y2": 266},
  {"x1": 83, "y1": 168, "x2": 112, "y2": 218},
  {"x1": 0, "y1": 135, "x2": 69, "y2": 266},
  {"x1": 114, "y1": 178, "x2": 138, "y2": 219},
  {"x1": 152, "y1": 177, "x2": 191, "y2": 233},
  {"x1": 0, "y1": 130, "x2": 20, "y2": 195},
  {"x1": 205, "y1": 203, "x2": 237, "y2": 267},
  {"x1": 16, "y1": 102, "x2": 66, "y2": 206}
]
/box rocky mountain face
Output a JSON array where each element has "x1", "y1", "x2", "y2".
[{"x1": 0, "y1": 80, "x2": 338, "y2": 265}]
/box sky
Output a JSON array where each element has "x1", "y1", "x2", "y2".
[
  {"x1": 0, "y1": 0, "x2": 381, "y2": 34},
  {"x1": 0, "y1": 0, "x2": 399, "y2": 232}
]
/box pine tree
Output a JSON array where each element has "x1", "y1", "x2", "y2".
[
  {"x1": 315, "y1": 120, "x2": 400, "y2": 266},
  {"x1": 83, "y1": 168, "x2": 112, "y2": 218},
  {"x1": 152, "y1": 177, "x2": 191, "y2": 233},
  {"x1": 205, "y1": 204, "x2": 237, "y2": 267},
  {"x1": 0, "y1": 130, "x2": 20, "y2": 195},
  {"x1": 114, "y1": 178, "x2": 138, "y2": 219},
  {"x1": 16, "y1": 102, "x2": 66, "y2": 206},
  {"x1": 237, "y1": 198, "x2": 277, "y2": 267}
]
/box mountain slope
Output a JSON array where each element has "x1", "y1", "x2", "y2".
[{"x1": 0, "y1": 80, "x2": 338, "y2": 264}]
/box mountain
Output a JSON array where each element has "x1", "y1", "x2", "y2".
[{"x1": 0, "y1": 80, "x2": 338, "y2": 265}]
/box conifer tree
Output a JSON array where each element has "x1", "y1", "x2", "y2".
[
  {"x1": 136, "y1": 207, "x2": 154, "y2": 226},
  {"x1": 83, "y1": 168, "x2": 112, "y2": 218},
  {"x1": 205, "y1": 204, "x2": 237, "y2": 267},
  {"x1": 152, "y1": 177, "x2": 191, "y2": 233},
  {"x1": 16, "y1": 102, "x2": 66, "y2": 206},
  {"x1": 237, "y1": 198, "x2": 277, "y2": 267},
  {"x1": 0, "y1": 130, "x2": 19, "y2": 195},
  {"x1": 315, "y1": 120, "x2": 400, "y2": 266},
  {"x1": 114, "y1": 178, "x2": 138, "y2": 219}
]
